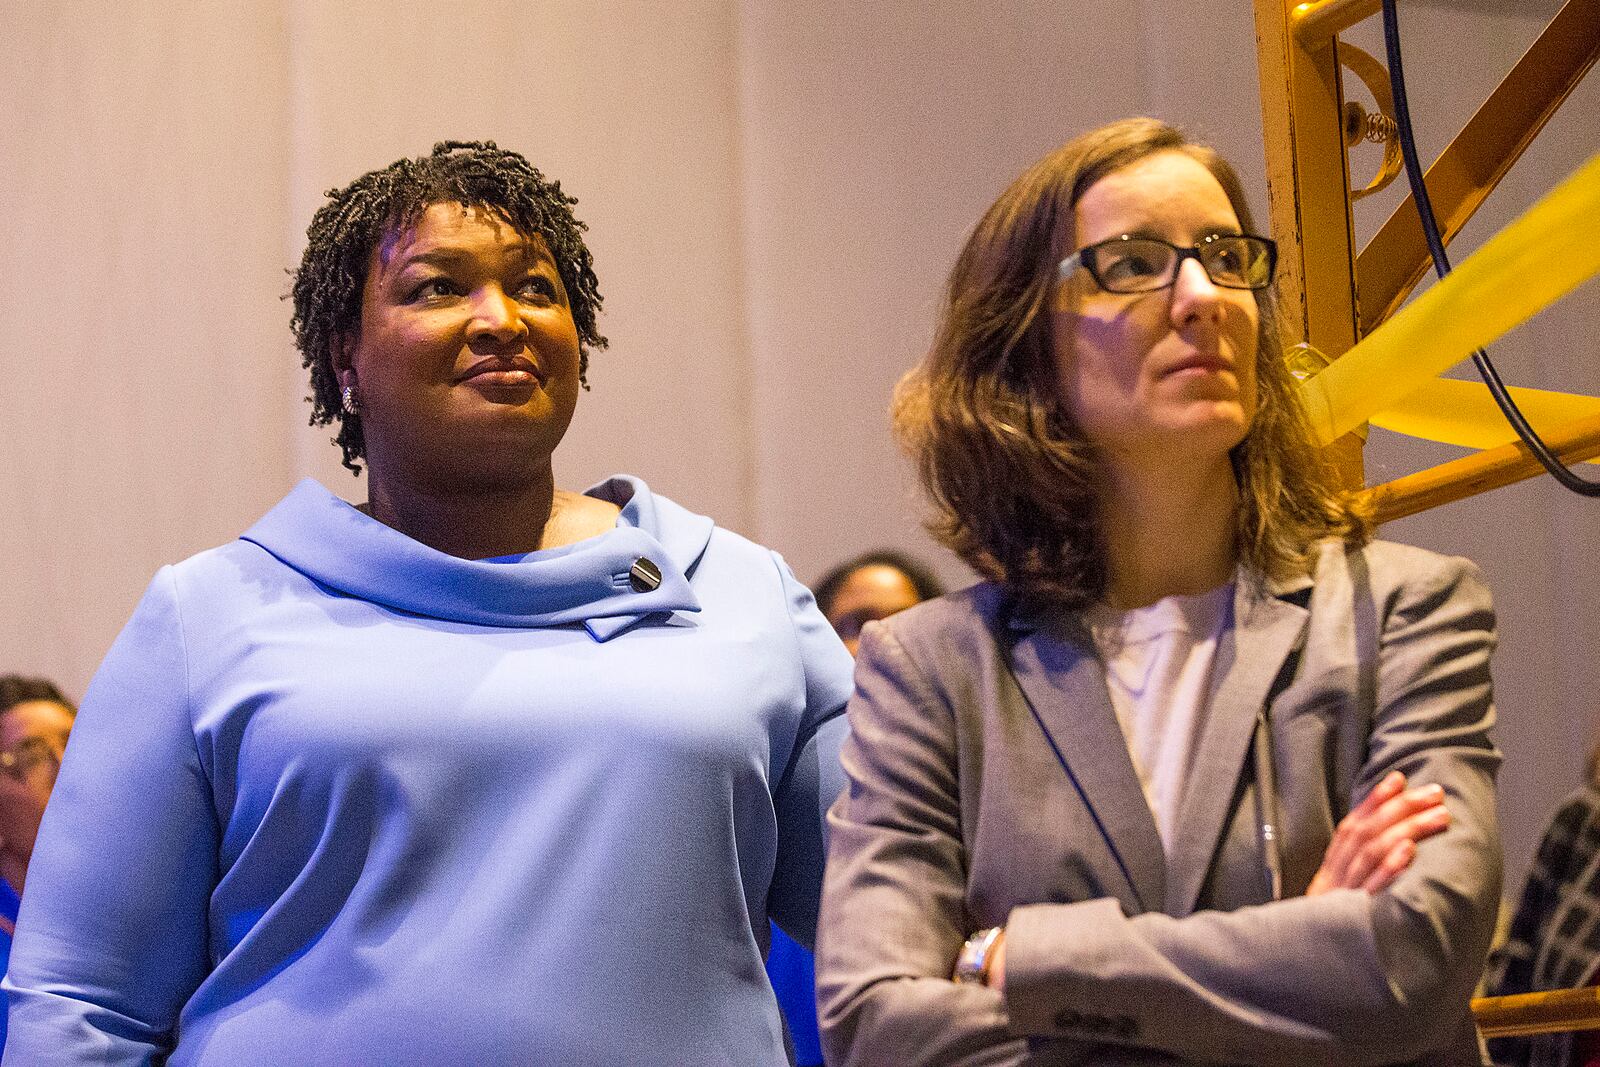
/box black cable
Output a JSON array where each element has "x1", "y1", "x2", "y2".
[{"x1": 1380, "y1": 0, "x2": 1600, "y2": 495}]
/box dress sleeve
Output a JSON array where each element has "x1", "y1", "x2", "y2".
[
  {"x1": 1002, "y1": 553, "x2": 1501, "y2": 1065},
  {"x1": 3, "y1": 567, "x2": 219, "y2": 1065},
  {"x1": 766, "y1": 552, "x2": 854, "y2": 951},
  {"x1": 816, "y1": 620, "x2": 1036, "y2": 1067}
]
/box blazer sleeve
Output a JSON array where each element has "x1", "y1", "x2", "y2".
[
  {"x1": 2, "y1": 568, "x2": 219, "y2": 1065},
  {"x1": 816, "y1": 619, "x2": 1042, "y2": 1067},
  {"x1": 1001, "y1": 553, "x2": 1501, "y2": 1066},
  {"x1": 767, "y1": 551, "x2": 854, "y2": 952}
]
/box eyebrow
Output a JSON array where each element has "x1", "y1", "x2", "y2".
[
  {"x1": 389, "y1": 246, "x2": 553, "y2": 273},
  {"x1": 1117, "y1": 224, "x2": 1245, "y2": 242}
]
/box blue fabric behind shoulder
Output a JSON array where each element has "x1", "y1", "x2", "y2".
[
  {"x1": 767, "y1": 922, "x2": 822, "y2": 1066},
  {"x1": 0, "y1": 878, "x2": 20, "y2": 1054}
]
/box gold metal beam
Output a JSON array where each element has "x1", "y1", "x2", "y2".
[
  {"x1": 1475, "y1": 986, "x2": 1600, "y2": 1041},
  {"x1": 1357, "y1": 0, "x2": 1600, "y2": 335},
  {"x1": 1292, "y1": 0, "x2": 1381, "y2": 49},
  {"x1": 1260, "y1": 0, "x2": 1597, "y2": 510},
  {"x1": 1254, "y1": 0, "x2": 1365, "y2": 485},
  {"x1": 1367, "y1": 411, "x2": 1600, "y2": 525}
]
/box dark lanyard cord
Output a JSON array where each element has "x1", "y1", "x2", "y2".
[
  {"x1": 1253, "y1": 709, "x2": 1284, "y2": 901},
  {"x1": 1380, "y1": 0, "x2": 1600, "y2": 495}
]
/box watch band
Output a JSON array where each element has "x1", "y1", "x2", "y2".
[{"x1": 953, "y1": 926, "x2": 1003, "y2": 985}]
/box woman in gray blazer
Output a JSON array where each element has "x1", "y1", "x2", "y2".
[{"x1": 816, "y1": 118, "x2": 1500, "y2": 1066}]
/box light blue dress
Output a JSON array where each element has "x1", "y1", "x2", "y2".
[{"x1": 3, "y1": 477, "x2": 852, "y2": 1066}]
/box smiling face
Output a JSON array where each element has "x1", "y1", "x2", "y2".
[
  {"x1": 337, "y1": 202, "x2": 582, "y2": 496},
  {"x1": 1053, "y1": 150, "x2": 1260, "y2": 471}
]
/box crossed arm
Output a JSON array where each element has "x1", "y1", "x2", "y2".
[
  {"x1": 981, "y1": 769, "x2": 1450, "y2": 990},
  {"x1": 817, "y1": 559, "x2": 1499, "y2": 1067}
]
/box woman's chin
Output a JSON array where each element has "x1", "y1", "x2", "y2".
[
  {"x1": 451, "y1": 397, "x2": 577, "y2": 451},
  {"x1": 1104, "y1": 407, "x2": 1251, "y2": 464},
  {"x1": 1175, "y1": 404, "x2": 1252, "y2": 450}
]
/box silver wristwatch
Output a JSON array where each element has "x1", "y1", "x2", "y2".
[{"x1": 953, "y1": 926, "x2": 1003, "y2": 985}]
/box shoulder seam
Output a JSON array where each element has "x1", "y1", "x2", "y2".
[{"x1": 160, "y1": 567, "x2": 220, "y2": 815}]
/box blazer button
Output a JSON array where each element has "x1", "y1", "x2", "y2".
[{"x1": 629, "y1": 557, "x2": 662, "y2": 592}]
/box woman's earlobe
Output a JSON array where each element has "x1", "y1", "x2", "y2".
[
  {"x1": 331, "y1": 342, "x2": 361, "y2": 416},
  {"x1": 331, "y1": 333, "x2": 357, "y2": 375}
]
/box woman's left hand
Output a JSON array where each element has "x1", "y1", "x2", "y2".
[{"x1": 1306, "y1": 770, "x2": 1450, "y2": 896}]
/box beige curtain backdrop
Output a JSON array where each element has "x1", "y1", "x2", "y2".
[{"x1": 2, "y1": 0, "x2": 1594, "y2": 890}]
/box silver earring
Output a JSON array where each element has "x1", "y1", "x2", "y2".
[{"x1": 341, "y1": 385, "x2": 360, "y2": 416}]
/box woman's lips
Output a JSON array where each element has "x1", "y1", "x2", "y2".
[
  {"x1": 466, "y1": 368, "x2": 539, "y2": 387},
  {"x1": 457, "y1": 356, "x2": 544, "y2": 392},
  {"x1": 1163, "y1": 356, "x2": 1234, "y2": 379}
]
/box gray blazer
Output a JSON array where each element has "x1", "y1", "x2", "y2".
[{"x1": 816, "y1": 540, "x2": 1501, "y2": 1066}]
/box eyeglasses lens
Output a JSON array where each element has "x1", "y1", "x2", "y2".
[
  {"x1": 1201, "y1": 237, "x2": 1273, "y2": 289},
  {"x1": 1, "y1": 737, "x2": 61, "y2": 788},
  {"x1": 1085, "y1": 240, "x2": 1174, "y2": 293},
  {"x1": 1085, "y1": 237, "x2": 1274, "y2": 293}
]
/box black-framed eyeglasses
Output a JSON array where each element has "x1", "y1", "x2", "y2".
[
  {"x1": 1058, "y1": 234, "x2": 1278, "y2": 293},
  {"x1": 0, "y1": 736, "x2": 61, "y2": 786}
]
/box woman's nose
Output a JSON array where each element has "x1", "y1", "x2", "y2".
[
  {"x1": 467, "y1": 287, "x2": 528, "y2": 345},
  {"x1": 1170, "y1": 255, "x2": 1223, "y2": 324}
]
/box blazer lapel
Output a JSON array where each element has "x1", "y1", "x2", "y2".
[
  {"x1": 1165, "y1": 581, "x2": 1309, "y2": 916},
  {"x1": 1007, "y1": 617, "x2": 1166, "y2": 913}
]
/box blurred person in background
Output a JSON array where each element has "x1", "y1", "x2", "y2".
[
  {"x1": 812, "y1": 550, "x2": 946, "y2": 657},
  {"x1": 0, "y1": 675, "x2": 76, "y2": 1054},
  {"x1": 1484, "y1": 741, "x2": 1600, "y2": 1067}
]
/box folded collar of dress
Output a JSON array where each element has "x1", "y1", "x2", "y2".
[{"x1": 240, "y1": 476, "x2": 711, "y2": 641}]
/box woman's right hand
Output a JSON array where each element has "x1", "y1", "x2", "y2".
[{"x1": 1306, "y1": 770, "x2": 1450, "y2": 896}]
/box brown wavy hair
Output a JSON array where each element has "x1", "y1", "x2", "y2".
[{"x1": 894, "y1": 117, "x2": 1370, "y2": 608}]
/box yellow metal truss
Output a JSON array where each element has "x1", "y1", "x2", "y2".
[{"x1": 1253, "y1": 0, "x2": 1600, "y2": 516}]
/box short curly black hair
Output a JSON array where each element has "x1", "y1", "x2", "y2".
[{"x1": 290, "y1": 140, "x2": 607, "y2": 474}]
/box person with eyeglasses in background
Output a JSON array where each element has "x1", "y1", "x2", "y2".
[
  {"x1": 816, "y1": 117, "x2": 1501, "y2": 1066},
  {"x1": 0, "y1": 675, "x2": 76, "y2": 1055},
  {"x1": 813, "y1": 550, "x2": 946, "y2": 658}
]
